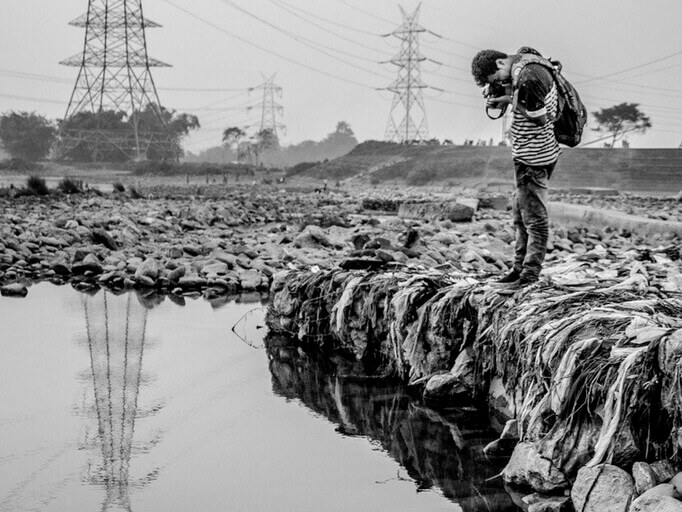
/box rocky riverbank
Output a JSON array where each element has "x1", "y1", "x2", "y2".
[{"x1": 2, "y1": 185, "x2": 680, "y2": 302}]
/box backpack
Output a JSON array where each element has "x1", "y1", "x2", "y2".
[{"x1": 511, "y1": 47, "x2": 587, "y2": 147}]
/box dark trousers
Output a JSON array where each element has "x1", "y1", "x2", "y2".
[{"x1": 512, "y1": 160, "x2": 556, "y2": 279}]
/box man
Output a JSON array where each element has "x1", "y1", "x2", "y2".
[{"x1": 471, "y1": 49, "x2": 560, "y2": 288}]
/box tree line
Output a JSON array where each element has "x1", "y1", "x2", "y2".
[{"x1": 0, "y1": 103, "x2": 655, "y2": 163}]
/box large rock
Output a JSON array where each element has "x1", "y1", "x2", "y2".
[
  {"x1": 398, "y1": 200, "x2": 475, "y2": 223},
  {"x1": 293, "y1": 225, "x2": 331, "y2": 248},
  {"x1": 571, "y1": 464, "x2": 636, "y2": 512},
  {"x1": 630, "y1": 485, "x2": 682, "y2": 512},
  {"x1": 502, "y1": 442, "x2": 568, "y2": 493}
]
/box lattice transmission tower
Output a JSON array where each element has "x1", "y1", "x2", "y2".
[
  {"x1": 247, "y1": 73, "x2": 285, "y2": 139},
  {"x1": 58, "y1": 0, "x2": 173, "y2": 161},
  {"x1": 381, "y1": 5, "x2": 438, "y2": 143}
]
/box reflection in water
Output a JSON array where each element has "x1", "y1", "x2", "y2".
[
  {"x1": 265, "y1": 334, "x2": 519, "y2": 512},
  {"x1": 81, "y1": 291, "x2": 151, "y2": 512}
]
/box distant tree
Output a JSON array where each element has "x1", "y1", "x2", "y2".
[
  {"x1": 250, "y1": 128, "x2": 279, "y2": 165},
  {"x1": 592, "y1": 103, "x2": 651, "y2": 147},
  {"x1": 0, "y1": 111, "x2": 57, "y2": 161},
  {"x1": 139, "y1": 105, "x2": 200, "y2": 161},
  {"x1": 222, "y1": 126, "x2": 246, "y2": 163},
  {"x1": 59, "y1": 105, "x2": 199, "y2": 162},
  {"x1": 334, "y1": 121, "x2": 354, "y2": 136}
]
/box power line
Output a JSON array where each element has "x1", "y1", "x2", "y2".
[
  {"x1": 158, "y1": 0, "x2": 379, "y2": 89},
  {"x1": 334, "y1": 0, "x2": 395, "y2": 27},
  {"x1": 0, "y1": 92, "x2": 65, "y2": 105},
  {"x1": 217, "y1": 0, "x2": 391, "y2": 78},
  {"x1": 270, "y1": 0, "x2": 390, "y2": 50},
  {"x1": 575, "y1": 50, "x2": 682, "y2": 85}
]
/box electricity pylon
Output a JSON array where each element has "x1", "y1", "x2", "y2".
[
  {"x1": 58, "y1": 0, "x2": 173, "y2": 161},
  {"x1": 381, "y1": 4, "x2": 436, "y2": 143},
  {"x1": 247, "y1": 73, "x2": 285, "y2": 139}
]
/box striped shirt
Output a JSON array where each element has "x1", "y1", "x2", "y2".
[{"x1": 511, "y1": 63, "x2": 560, "y2": 166}]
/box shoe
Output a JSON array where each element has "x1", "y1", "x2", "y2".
[
  {"x1": 494, "y1": 269, "x2": 521, "y2": 284},
  {"x1": 496, "y1": 275, "x2": 539, "y2": 295}
]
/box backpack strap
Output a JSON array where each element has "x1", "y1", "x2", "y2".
[
  {"x1": 510, "y1": 52, "x2": 566, "y2": 116},
  {"x1": 510, "y1": 53, "x2": 555, "y2": 89}
]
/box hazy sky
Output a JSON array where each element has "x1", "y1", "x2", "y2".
[{"x1": 2, "y1": 0, "x2": 682, "y2": 152}]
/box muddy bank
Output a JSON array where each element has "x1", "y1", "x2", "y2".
[{"x1": 266, "y1": 254, "x2": 682, "y2": 510}]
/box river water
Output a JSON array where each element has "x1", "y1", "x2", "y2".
[{"x1": 0, "y1": 283, "x2": 519, "y2": 512}]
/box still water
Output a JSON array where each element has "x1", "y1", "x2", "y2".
[{"x1": 0, "y1": 283, "x2": 518, "y2": 512}]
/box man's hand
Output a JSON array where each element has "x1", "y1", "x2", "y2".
[{"x1": 486, "y1": 95, "x2": 512, "y2": 110}]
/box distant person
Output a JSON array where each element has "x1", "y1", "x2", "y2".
[{"x1": 471, "y1": 47, "x2": 560, "y2": 289}]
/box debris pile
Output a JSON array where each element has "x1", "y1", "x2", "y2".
[{"x1": 267, "y1": 251, "x2": 682, "y2": 510}]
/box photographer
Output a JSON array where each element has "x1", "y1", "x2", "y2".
[{"x1": 471, "y1": 49, "x2": 560, "y2": 290}]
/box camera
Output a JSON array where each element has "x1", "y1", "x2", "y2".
[
  {"x1": 483, "y1": 82, "x2": 510, "y2": 119},
  {"x1": 482, "y1": 82, "x2": 507, "y2": 100}
]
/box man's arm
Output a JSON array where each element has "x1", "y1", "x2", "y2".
[
  {"x1": 515, "y1": 102, "x2": 548, "y2": 126},
  {"x1": 514, "y1": 65, "x2": 552, "y2": 126}
]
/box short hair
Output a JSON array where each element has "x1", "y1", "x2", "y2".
[{"x1": 471, "y1": 50, "x2": 507, "y2": 86}]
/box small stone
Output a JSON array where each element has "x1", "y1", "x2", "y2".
[
  {"x1": 39, "y1": 236, "x2": 66, "y2": 248},
  {"x1": 214, "y1": 252, "x2": 236, "y2": 269},
  {"x1": 183, "y1": 245, "x2": 201, "y2": 256},
  {"x1": 168, "y1": 246, "x2": 183, "y2": 258},
  {"x1": 134, "y1": 258, "x2": 159, "y2": 281},
  {"x1": 632, "y1": 461, "x2": 657, "y2": 495},
  {"x1": 201, "y1": 262, "x2": 228, "y2": 276},
  {"x1": 527, "y1": 495, "x2": 570, "y2": 512},
  {"x1": 651, "y1": 460, "x2": 677, "y2": 484},
  {"x1": 0, "y1": 283, "x2": 28, "y2": 297},
  {"x1": 239, "y1": 269, "x2": 263, "y2": 291},
  {"x1": 136, "y1": 275, "x2": 155, "y2": 287},
  {"x1": 92, "y1": 227, "x2": 119, "y2": 250},
  {"x1": 423, "y1": 373, "x2": 469, "y2": 404},
  {"x1": 168, "y1": 266, "x2": 186, "y2": 283},
  {"x1": 51, "y1": 261, "x2": 71, "y2": 275},
  {"x1": 178, "y1": 275, "x2": 206, "y2": 289},
  {"x1": 671, "y1": 472, "x2": 682, "y2": 494},
  {"x1": 338, "y1": 257, "x2": 385, "y2": 270},
  {"x1": 72, "y1": 259, "x2": 103, "y2": 275}
]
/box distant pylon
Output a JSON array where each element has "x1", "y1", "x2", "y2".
[
  {"x1": 248, "y1": 73, "x2": 285, "y2": 139},
  {"x1": 381, "y1": 4, "x2": 433, "y2": 143},
  {"x1": 57, "y1": 0, "x2": 173, "y2": 161}
]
